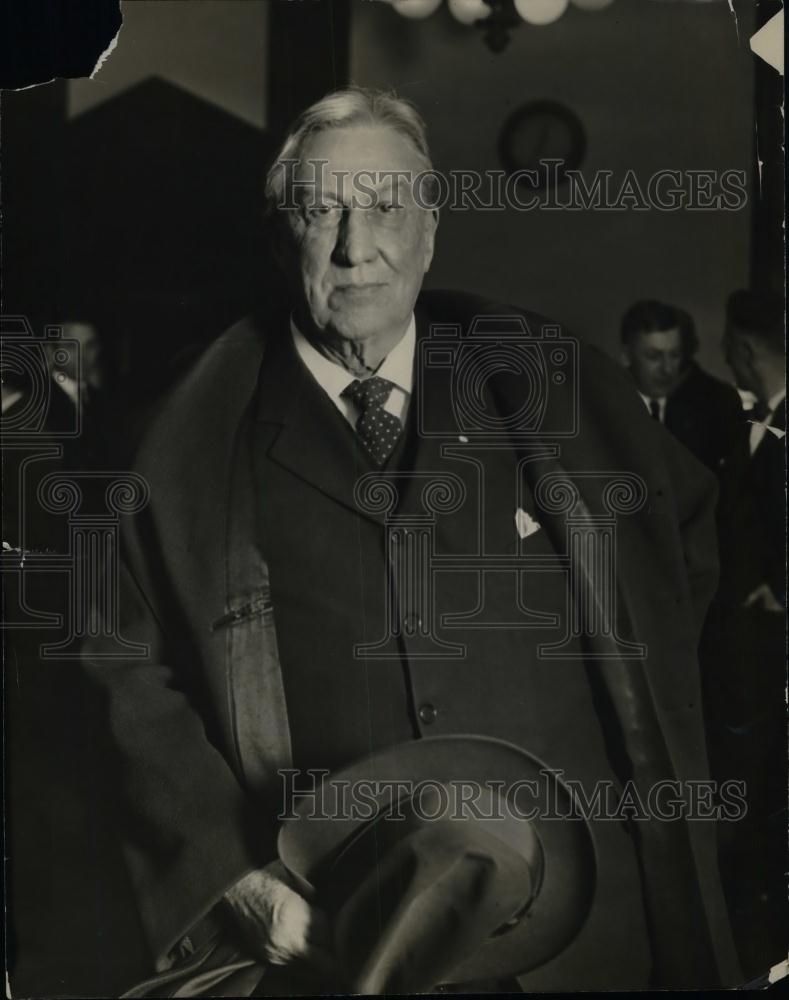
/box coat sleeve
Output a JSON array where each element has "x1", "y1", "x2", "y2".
[
  {"x1": 81, "y1": 322, "x2": 279, "y2": 971},
  {"x1": 81, "y1": 540, "x2": 271, "y2": 972}
]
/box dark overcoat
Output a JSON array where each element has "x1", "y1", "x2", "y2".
[{"x1": 82, "y1": 291, "x2": 740, "y2": 989}]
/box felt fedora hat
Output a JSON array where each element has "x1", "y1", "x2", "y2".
[{"x1": 278, "y1": 734, "x2": 596, "y2": 992}]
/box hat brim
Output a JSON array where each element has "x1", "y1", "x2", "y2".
[{"x1": 278, "y1": 734, "x2": 596, "y2": 981}]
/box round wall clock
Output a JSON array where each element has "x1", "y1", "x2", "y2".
[{"x1": 498, "y1": 100, "x2": 586, "y2": 190}]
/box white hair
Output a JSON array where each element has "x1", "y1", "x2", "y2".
[{"x1": 264, "y1": 86, "x2": 436, "y2": 213}]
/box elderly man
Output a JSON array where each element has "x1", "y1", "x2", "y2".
[
  {"x1": 83, "y1": 89, "x2": 739, "y2": 993},
  {"x1": 620, "y1": 300, "x2": 742, "y2": 471}
]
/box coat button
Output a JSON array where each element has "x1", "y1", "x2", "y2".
[{"x1": 418, "y1": 702, "x2": 438, "y2": 724}]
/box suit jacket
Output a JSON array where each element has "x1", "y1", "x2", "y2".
[
  {"x1": 749, "y1": 396, "x2": 786, "y2": 605},
  {"x1": 716, "y1": 396, "x2": 786, "y2": 607},
  {"x1": 702, "y1": 395, "x2": 786, "y2": 742},
  {"x1": 81, "y1": 291, "x2": 739, "y2": 988},
  {"x1": 664, "y1": 362, "x2": 743, "y2": 472}
]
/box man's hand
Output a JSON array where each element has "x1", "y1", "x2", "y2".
[{"x1": 224, "y1": 860, "x2": 333, "y2": 971}]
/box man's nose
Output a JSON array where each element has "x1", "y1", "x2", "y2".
[{"x1": 332, "y1": 209, "x2": 376, "y2": 266}]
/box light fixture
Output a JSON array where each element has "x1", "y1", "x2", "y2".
[
  {"x1": 513, "y1": 0, "x2": 569, "y2": 27},
  {"x1": 446, "y1": 0, "x2": 492, "y2": 25},
  {"x1": 387, "y1": 0, "x2": 615, "y2": 51},
  {"x1": 391, "y1": 0, "x2": 444, "y2": 18}
]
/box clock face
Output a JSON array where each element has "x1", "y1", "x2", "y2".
[{"x1": 498, "y1": 100, "x2": 586, "y2": 190}]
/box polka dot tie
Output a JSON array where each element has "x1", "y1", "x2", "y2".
[{"x1": 341, "y1": 375, "x2": 404, "y2": 466}]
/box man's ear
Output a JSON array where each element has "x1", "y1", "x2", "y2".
[
  {"x1": 619, "y1": 347, "x2": 632, "y2": 368},
  {"x1": 422, "y1": 208, "x2": 439, "y2": 273}
]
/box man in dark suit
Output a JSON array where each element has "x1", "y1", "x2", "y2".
[
  {"x1": 80, "y1": 90, "x2": 740, "y2": 992},
  {"x1": 703, "y1": 289, "x2": 786, "y2": 978},
  {"x1": 620, "y1": 300, "x2": 742, "y2": 471},
  {"x1": 719, "y1": 290, "x2": 786, "y2": 611}
]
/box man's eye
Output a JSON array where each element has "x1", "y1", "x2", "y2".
[
  {"x1": 378, "y1": 202, "x2": 402, "y2": 213},
  {"x1": 306, "y1": 204, "x2": 341, "y2": 222}
]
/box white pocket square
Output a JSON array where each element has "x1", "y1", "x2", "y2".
[{"x1": 515, "y1": 507, "x2": 541, "y2": 540}]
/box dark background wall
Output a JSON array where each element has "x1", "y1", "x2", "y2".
[
  {"x1": 3, "y1": 1, "x2": 276, "y2": 403},
  {"x1": 352, "y1": 0, "x2": 756, "y2": 379},
  {"x1": 66, "y1": 0, "x2": 269, "y2": 127}
]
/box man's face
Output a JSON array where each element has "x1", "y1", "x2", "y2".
[
  {"x1": 624, "y1": 327, "x2": 684, "y2": 398},
  {"x1": 278, "y1": 124, "x2": 437, "y2": 345}
]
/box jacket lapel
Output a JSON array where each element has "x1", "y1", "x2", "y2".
[{"x1": 253, "y1": 329, "x2": 385, "y2": 527}]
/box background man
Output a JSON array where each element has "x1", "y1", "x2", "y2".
[
  {"x1": 720, "y1": 288, "x2": 785, "y2": 611},
  {"x1": 702, "y1": 288, "x2": 786, "y2": 978},
  {"x1": 3, "y1": 315, "x2": 137, "y2": 997},
  {"x1": 620, "y1": 299, "x2": 742, "y2": 471},
  {"x1": 82, "y1": 90, "x2": 739, "y2": 992}
]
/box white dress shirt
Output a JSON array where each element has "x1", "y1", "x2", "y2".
[
  {"x1": 290, "y1": 315, "x2": 415, "y2": 428},
  {"x1": 638, "y1": 392, "x2": 667, "y2": 423},
  {"x1": 749, "y1": 388, "x2": 786, "y2": 454}
]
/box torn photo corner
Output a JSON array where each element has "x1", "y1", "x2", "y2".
[{"x1": 0, "y1": 0, "x2": 123, "y2": 91}]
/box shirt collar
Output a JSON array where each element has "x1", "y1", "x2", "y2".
[
  {"x1": 290, "y1": 314, "x2": 416, "y2": 402},
  {"x1": 637, "y1": 391, "x2": 666, "y2": 408}
]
